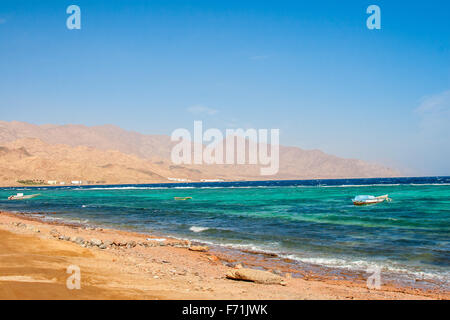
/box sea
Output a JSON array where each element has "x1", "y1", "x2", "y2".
[{"x1": 1, "y1": 176, "x2": 449, "y2": 290}]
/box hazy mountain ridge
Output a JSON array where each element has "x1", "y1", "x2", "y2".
[{"x1": 0, "y1": 121, "x2": 399, "y2": 186}]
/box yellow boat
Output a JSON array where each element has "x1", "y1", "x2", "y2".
[{"x1": 174, "y1": 197, "x2": 192, "y2": 201}]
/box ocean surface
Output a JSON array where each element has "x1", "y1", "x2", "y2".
[{"x1": 1, "y1": 177, "x2": 449, "y2": 289}]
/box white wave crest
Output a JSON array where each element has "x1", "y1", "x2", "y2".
[{"x1": 189, "y1": 226, "x2": 210, "y2": 233}]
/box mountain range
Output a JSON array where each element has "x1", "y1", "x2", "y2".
[{"x1": 0, "y1": 121, "x2": 400, "y2": 186}]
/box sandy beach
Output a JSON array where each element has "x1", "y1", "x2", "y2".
[{"x1": 0, "y1": 211, "x2": 447, "y2": 300}]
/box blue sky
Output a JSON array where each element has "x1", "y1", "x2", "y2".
[{"x1": 0, "y1": 0, "x2": 449, "y2": 175}]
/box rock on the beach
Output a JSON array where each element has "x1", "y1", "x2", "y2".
[
  {"x1": 90, "y1": 239, "x2": 103, "y2": 246},
  {"x1": 26, "y1": 225, "x2": 40, "y2": 233},
  {"x1": 189, "y1": 245, "x2": 209, "y2": 252},
  {"x1": 50, "y1": 229, "x2": 60, "y2": 237},
  {"x1": 113, "y1": 240, "x2": 127, "y2": 247},
  {"x1": 226, "y1": 268, "x2": 287, "y2": 285},
  {"x1": 74, "y1": 237, "x2": 84, "y2": 244},
  {"x1": 206, "y1": 255, "x2": 220, "y2": 263},
  {"x1": 170, "y1": 240, "x2": 191, "y2": 248}
]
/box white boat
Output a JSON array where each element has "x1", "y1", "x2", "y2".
[
  {"x1": 7, "y1": 193, "x2": 40, "y2": 200},
  {"x1": 352, "y1": 194, "x2": 390, "y2": 206}
]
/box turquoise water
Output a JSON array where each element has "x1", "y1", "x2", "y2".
[{"x1": 1, "y1": 177, "x2": 449, "y2": 287}]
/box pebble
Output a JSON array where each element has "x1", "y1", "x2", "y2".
[
  {"x1": 189, "y1": 245, "x2": 209, "y2": 252},
  {"x1": 272, "y1": 269, "x2": 284, "y2": 276},
  {"x1": 74, "y1": 237, "x2": 84, "y2": 244},
  {"x1": 90, "y1": 238, "x2": 103, "y2": 246},
  {"x1": 206, "y1": 255, "x2": 220, "y2": 262}
]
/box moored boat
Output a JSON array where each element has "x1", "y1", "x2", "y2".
[
  {"x1": 352, "y1": 194, "x2": 390, "y2": 206},
  {"x1": 7, "y1": 193, "x2": 40, "y2": 200}
]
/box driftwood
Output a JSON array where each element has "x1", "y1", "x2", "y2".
[{"x1": 226, "y1": 268, "x2": 287, "y2": 285}]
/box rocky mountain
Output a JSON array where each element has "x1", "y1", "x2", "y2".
[{"x1": 0, "y1": 121, "x2": 399, "y2": 186}]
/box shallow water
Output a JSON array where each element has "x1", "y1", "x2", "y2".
[{"x1": 1, "y1": 177, "x2": 449, "y2": 288}]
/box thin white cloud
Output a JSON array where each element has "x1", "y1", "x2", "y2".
[
  {"x1": 187, "y1": 105, "x2": 218, "y2": 116},
  {"x1": 415, "y1": 89, "x2": 450, "y2": 140}
]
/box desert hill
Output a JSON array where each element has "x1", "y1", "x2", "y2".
[{"x1": 0, "y1": 121, "x2": 399, "y2": 186}]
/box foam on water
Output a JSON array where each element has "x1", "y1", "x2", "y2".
[{"x1": 189, "y1": 226, "x2": 210, "y2": 233}]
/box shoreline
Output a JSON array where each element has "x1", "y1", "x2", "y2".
[
  {"x1": 1, "y1": 175, "x2": 444, "y2": 189},
  {"x1": 3, "y1": 208, "x2": 448, "y2": 293},
  {"x1": 0, "y1": 210, "x2": 447, "y2": 300}
]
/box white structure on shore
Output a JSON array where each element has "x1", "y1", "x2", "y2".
[
  {"x1": 167, "y1": 177, "x2": 191, "y2": 182},
  {"x1": 200, "y1": 179, "x2": 225, "y2": 182},
  {"x1": 47, "y1": 180, "x2": 57, "y2": 185},
  {"x1": 71, "y1": 181, "x2": 82, "y2": 185}
]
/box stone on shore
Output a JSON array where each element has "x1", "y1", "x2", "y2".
[
  {"x1": 50, "y1": 229, "x2": 60, "y2": 237},
  {"x1": 226, "y1": 268, "x2": 287, "y2": 285},
  {"x1": 206, "y1": 255, "x2": 220, "y2": 263},
  {"x1": 189, "y1": 245, "x2": 209, "y2": 252},
  {"x1": 90, "y1": 238, "x2": 103, "y2": 246},
  {"x1": 74, "y1": 237, "x2": 84, "y2": 244}
]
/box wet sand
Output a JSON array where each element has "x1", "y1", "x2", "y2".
[{"x1": 0, "y1": 211, "x2": 447, "y2": 300}]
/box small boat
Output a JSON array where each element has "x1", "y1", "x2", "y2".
[
  {"x1": 7, "y1": 193, "x2": 40, "y2": 200},
  {"x1": 174, "y1": 197, "x2": 192, "y2": 201},
  {"x1": 352, "y1": 194, "x2": 390, "y2": 206}
]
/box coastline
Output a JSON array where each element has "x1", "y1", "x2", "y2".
[
  {"x1": 0, "y1": 210, "x2": 447, "y2": 300},
  {"x1": 0, "y1": 175, "x2": 431, "y2": 188}
]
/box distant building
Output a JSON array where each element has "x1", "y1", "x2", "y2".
[
  {"x1": 71, "y1": 181, "x2": 82, "y2": 185},
  {"x1": 167, "y1": 177, "x2": 191, "y2": 182},
  {"x1": 60, "y1": 182, "x2": 65, "y2": 185},
  {"x1": 200, "y1": 179, "x2": 225, "y2": 182},
  {"x1": 47, "y1": 180, "x2": 57, "y2": 185}
]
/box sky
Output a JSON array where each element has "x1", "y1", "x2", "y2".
[{"x1": 0, "y1": 0, "x2": 449, "y2": 175}]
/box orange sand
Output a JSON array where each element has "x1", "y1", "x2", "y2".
[{"x1": 0, "y1": 211, "x2": 447, "y2": 300}]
